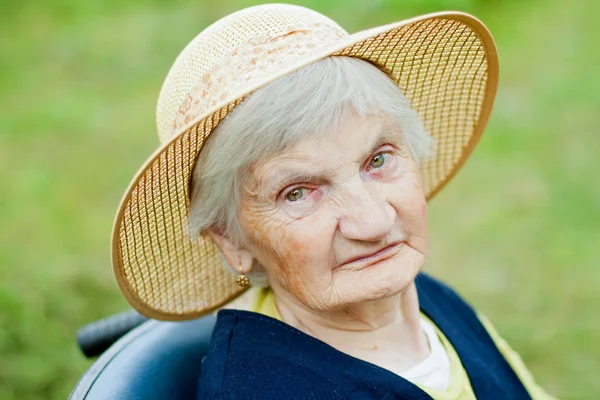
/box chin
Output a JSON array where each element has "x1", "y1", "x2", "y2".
[
  {"x1": 360, "y1": 264, "x2": 419, "y2": 301},
  {"x1": 322, "y1": 254, "x2": 425, "y2": 309}
]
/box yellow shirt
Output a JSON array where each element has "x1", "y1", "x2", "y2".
[{"x1": 251, "y1": 287, "x2": 557, "y2": 400}]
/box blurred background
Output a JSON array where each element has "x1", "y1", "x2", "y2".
[{"x1": 0, "y1": 0, "x2": 598, "y2": 399}]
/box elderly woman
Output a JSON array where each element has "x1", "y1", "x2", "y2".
[{"x1": 111, "y1": 4, "x2": 556, "y2": 399}]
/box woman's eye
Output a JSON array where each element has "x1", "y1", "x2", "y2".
[
  {"x1": 285, "y1": 188, "x2": 305, "y2": 202},
  {"x1": 369, "y1": 152, "x2": 389, "y2": 169}
]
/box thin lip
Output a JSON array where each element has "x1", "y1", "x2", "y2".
[{"x1": 335, "y1": 241, "x2": 405, "y2": 271}]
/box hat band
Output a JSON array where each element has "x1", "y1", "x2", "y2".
[{"x1": 169, "y1": 21, "x2": 348, "y2": 139}]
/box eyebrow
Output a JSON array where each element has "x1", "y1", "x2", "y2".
[
  {"x1": 357, "y1": 124, "x2": 400, "y2": 163},
  {"x1": 262, "y1": 124, "x2": 402, "y2": 194},
  {"x1": 260, "y1": 171, "x2": 323, "y2": 198}
]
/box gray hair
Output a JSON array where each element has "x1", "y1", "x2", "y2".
[{"x1": 188, "y1": 56, "x2": 432, "y2": 286}]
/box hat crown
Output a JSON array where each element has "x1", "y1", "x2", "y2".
[{"x1": 156, "y1": 4, "x2": 347, "y2": 142}]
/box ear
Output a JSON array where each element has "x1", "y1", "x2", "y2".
[{"x1": 205, "y1": 227, "x2": 254, "y2": 275}]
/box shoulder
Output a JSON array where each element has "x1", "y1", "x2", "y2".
[
  {"x1": 198, "y1": 310, "x2": 347, "y2": 400},
  {"x1": 415, "y1": 272, "x2": 466, "y2": 299},
  {"x1": 415, "y1": 272, "x2": 478, "y2": 315},
  {"x1": 415, "y1": 273, "x2": 490, "y2": 342}
]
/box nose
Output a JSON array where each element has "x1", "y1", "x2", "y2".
[{"x1": 337, "y1": 180, "x2": 395, "y2": 242}]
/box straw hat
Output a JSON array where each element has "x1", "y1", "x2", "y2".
[{"x1": 112, "y1": 4, "x2": 499, "y2": 320}]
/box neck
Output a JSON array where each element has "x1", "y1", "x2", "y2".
[{"x1": 274, "y1": 282, "x2": 429, "y2": 371}]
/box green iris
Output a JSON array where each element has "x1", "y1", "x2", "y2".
[
  {"x1": 369, "y1": 153, "x2": 387, "y2": 168},
  {"x1": 286, "y1": 188, "x2": 304, "y2": 202}
]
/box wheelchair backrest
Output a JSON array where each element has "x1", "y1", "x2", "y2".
[{"x1": 69, "y1": 315, "x2": 216, "y2": 400}]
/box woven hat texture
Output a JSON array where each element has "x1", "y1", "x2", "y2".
[{"x1": 112, "y1": 4, "x2": 499, "y2": 320}]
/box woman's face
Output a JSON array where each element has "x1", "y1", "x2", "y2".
[{"x1": 239, "y1": 112, "x2": 428, "y2": 311}]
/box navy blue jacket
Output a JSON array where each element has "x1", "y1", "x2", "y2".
[{"x1": 198, "y1": 273, "x2": 532, "y2": 399}]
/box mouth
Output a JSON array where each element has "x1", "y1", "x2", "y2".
[{"x1": 336, "y1": 242, "x2": 405, "y2": 271}]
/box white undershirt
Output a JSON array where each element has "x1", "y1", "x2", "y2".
[{"x1": 396, "y1": 318, "x2": 452, "y2": 391}]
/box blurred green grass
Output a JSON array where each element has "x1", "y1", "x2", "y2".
[{"x1": 0, "y1": 0, "x2": 598, "y2": 399}]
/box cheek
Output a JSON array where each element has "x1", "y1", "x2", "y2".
[
  {"x1": 398, "y1": 180, "x2": 429, "y2": 255},
  {"x1": 249, "y1": 215, "x2": 334, "y2": 281},
  {"x1": 388, "y1": 173, "x2": 425, "y2": 207},
  {"x1": 405, "y1": 183, "x2": 427, "y2": 220},
  {"x1": 266, "y1": 226, "x2": 340, "y2": 307},
  {"x1": 277, "y1": 225, "x2": 333, "y2": 278},
  {"x1": 386, "y1": 174, "x2": 428, "y2": 234}
]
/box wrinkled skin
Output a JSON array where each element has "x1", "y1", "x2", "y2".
[
  {"x1": 209, "y1": 112, "x2": 428, "y2": 314},
  {"x1": 207, "y1": 112, "x2": 431, "y2": 370}
]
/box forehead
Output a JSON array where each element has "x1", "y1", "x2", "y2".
[{"x1": 250, "y1": 114, "x2": 402, "y2": 180}]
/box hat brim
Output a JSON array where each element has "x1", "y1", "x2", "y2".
[{"x1": 112, "y1": 11, "x2": 499, "y2": 321}]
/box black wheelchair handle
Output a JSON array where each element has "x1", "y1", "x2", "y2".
[{"x1": 77, "y1": 309, "x2": 149, "y2": 358}]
